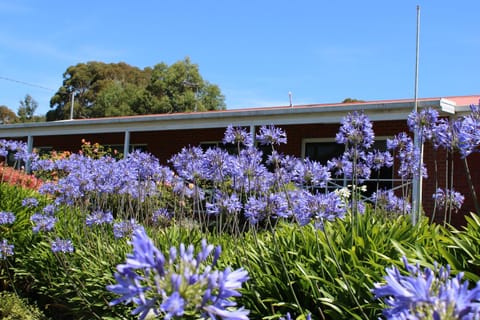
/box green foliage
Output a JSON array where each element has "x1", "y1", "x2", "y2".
[
  {"x1": 17, "y1": 95, "x2": 40, "y2": 123},
  {"x1": 12, "y1": 206, "x2": 133, "y2": 319},
  {"x1": 0, "y1": 105, "x2": 17, "y2": 124},
  {"x1": 79, "y1": 139, "x2": 123, "y2": 160},
  {"x1": 4, "y1": 179, "x2": 480, "y2": 319},
  {"x1": 442, "y1": 213, "x2": 480, "y2": 281},
  {"x1": 0, "y1": 291, "x2": 48, "y2": 320},
  {"x1": 47, "y1": 58, "x2": 225, "y2": 121},
  {"x1": 229, "y1": 209, "x2": 455, "y2": 320}
]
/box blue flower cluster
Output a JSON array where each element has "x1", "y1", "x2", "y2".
[
  {"x1": 51, "y1": 238, "x2": 74, "y2": 253},
  {"x1": 33, "y1": 151, "x2": 174, "y2": 207},
  {"x1": 408, "y1": 105, "x2": 480, "y2": 158},
  {"x1": 0, "y1": 211, "x2": 15, "y2": 225},
  {"x1": 0, "y1": 238, "x2": 14, "y2": 259},
  {"x1": 387, "y1": 132, "x2": 426, "y2": 180},
  {"x1": 433, "y1": 188, "x2": 465, "y2": 213},
  {"x1": 107, "y1": 227, "x2": 250, "y2": 320},
  {"x1": 0, "y1": 139, "x2": 36, "y2": 163},
  {"x1": 373, "y1": 256, "x2": 480, "y2": 319},
  {"x1": 329, "y1": 111, "x2": 392, "y2": 184},
  {"x1": 372, "y1": 190, "x2": 411, "y2": 216}
]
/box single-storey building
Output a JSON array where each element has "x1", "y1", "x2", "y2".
[{"x1": 1, "y1": 95, "x2": 479, "y2": 226}]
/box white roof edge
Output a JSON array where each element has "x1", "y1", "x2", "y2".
[{"x1": 0, "y1": 98, "x2": 447, "y2": 138}]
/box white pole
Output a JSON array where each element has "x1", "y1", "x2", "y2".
[
  {"x1": 70, "y1": 92, "x2": 75, "y2": 120},
  {"x1": 411, "y1": 5, "x2": 422, "y2": 225},
  {"x1": 26, "y1": 135, "x2": 33, "y2": 173},
  {"x1": 124, "y1": 130, "x2": 130, "y2": 159}
]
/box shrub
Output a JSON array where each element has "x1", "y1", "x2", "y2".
[{"x1": 0, "y1": 291, "x2": 48, "y2": 320}]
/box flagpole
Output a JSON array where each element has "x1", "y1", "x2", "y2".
[{"x1": 412, "y1": 5, "x2": 422, "y2": 225}]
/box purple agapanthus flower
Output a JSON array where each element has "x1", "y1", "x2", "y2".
[
  {"x1": 0, "y1": 239, "x2": 14, "y2": 259},
  {"x1": 372, "y1": 190, "x2": 411, "y2": 215},
  {"x1": 407, "y1": 107, "x2": 439, "y2": 142},
  {"x1": 373, "y1": 256, "x2": 480, "y2": 319},
  {"x1": 107, "y1": 227, "x2": 249, "y2": 320},
  {"x1": 387, "y1": 132, "x2": 427, "y2": 179},
  {"x1": 51, "y1": 238, "x2": 74, "y2": 253},
  {"x1": 21, "y1": 197, "x2": 39, "y2": 208},
  {"x1": 0, "y1": 211, "x2": 15, "y2": 225},
  {"x1": 160, "y1": 291, "x2": 185, "y2": 319},
  {"x1": 152, "y1": 208, "x2": 172, "y2": 224},
  {"x1": 367, "y1": 150, "x2": 394, "y2": 171},
  {"x1": 42, "y1": 204, "x2": 58, "y2": 215},
  {"x1": 31, "y1": 213, "x2": 56, "y2": 233},
  {"x1": 256, "y1": 125, "x2": 287, "y2": 146},
  {"x1": 433, "y1": 188, "x2": 464, "y2": 212},
  {"x1": 113, "y1": 219, "x2": 140, "y2": 239},
  {"x1": 292, "y1": 158, "x2": 330, "y2": 188},
  {"x1": 336, "y1": 111, "x2": 374, "y2": 149},
  {"x1": 223, "y1": 125, "x2": 254, "y2": 148},
  {"x1": 86, "y1": 209, "x2": 114, "y2": 227}
]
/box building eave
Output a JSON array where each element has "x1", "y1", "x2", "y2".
[{"x1": 0, "y1": 96, "x2": 474, "y2": 138}]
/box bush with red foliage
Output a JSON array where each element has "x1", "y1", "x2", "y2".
[{"x1": 0, "y1": 164, "x2": 42, "y2": 190}]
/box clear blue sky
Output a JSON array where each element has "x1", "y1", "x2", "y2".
[{"x1": 0, "y1": 1, "x2": 479, "y2": 116}]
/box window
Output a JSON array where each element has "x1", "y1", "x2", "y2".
[
  {"x1": 302, "y1": 138, "x2": 393, "y2": 195},
  {"x1": 199, "y1": 141, "x2": 240, "y2": 155},
  {"x1": 302, "y1": 139, "x2": 345, "y2": 165}
]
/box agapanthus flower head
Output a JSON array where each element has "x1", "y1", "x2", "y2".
[
  {"x1": 256, "y1": 125, "x2": 287, "y2": 146},
  {"x1": 292, "y1": 158, "x2": 330, "y2": 188},
  {"x1": 206, "y1": 191, "x2": 242, "y2": 216},
  {"x1": 223, "y1": 125, "x2": 254, "y2": 148},
  {"x1": 42, "y1": 204, "x2": 57, "y2": 215},
  {"x1": 51, "y1": 238, "x2": 74, "y2": 253},
  {"x1": 433, "y1": 188, "x2": 464, "y2": 212},
  {"x1": 387, "y1": 132, "x2": 427, "y2": 179},
  {"x1": 86, "y1": 209, "x2": 114, "y2": 227},
  {"x1": 113, "y1": 219, "x2": 140, "y2": 239},
  {"x1": 0, "y1": 211, "x2": 15, "y2": 225},
  {"x1": 0, "y1": 239, "x2": 14, "y2": 259},
  {"x1": 336, "y1": 111, "x2": 374, "y2": 149},
  {"x1": 169, "y1": 146, "x2": 206, "y2": 181},
  {"x1": 431, "y1": 115, "x2": 480, "y2": 158},
  {"x1": 21, "y1": 197, "x2": 39, "y2": 208},
  {"x1": 372, "y1": 190, "x2": 411, "y2": 215},
  {"x1": 107, "y1": 227, "x2": 249, "y2": 320},
  {"x1": 31, "y1": 213, "x2": 56, "y2": 233},
  {"x1": 407, "y1": 107, "x2": 439, "y2": 142},
  {"x1": 373, "y1": 256, "x2": 480, "y2": 319},
  {"x1": 367, "y1": 150, "x2": 394, "y2": 171},
  {"x1": 0, "y1": 139, "x2": 33, "y2": 163},
  {"x1": 152, "y1": 208, "x2": 172, "y2": 224},
  {"x1": 291, "y1": 191, "x2": 346, "y2": 229}
]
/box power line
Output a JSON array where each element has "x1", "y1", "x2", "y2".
[{"x1": 0, "y1": 76, "x2": 56, "y2": 91}]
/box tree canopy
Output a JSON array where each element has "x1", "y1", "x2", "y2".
[
  {"x1": 342, "y1": 98, "x2": 366, "y2": 103},
  {"x1": 47, "y1": 58, "x2": 226, "y2": 121},
  {"x1": 18, "y1": 94, "x2": 38, "y2": 122},
  {"x1": 0, "y1": 105, "x2": 17, "y2": 124}
]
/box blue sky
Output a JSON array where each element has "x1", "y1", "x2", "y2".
[{"x1": 0, "y1": 1, "x2": 479, "y2": 116}]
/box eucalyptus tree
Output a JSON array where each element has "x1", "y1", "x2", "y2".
[{"x1": 47, "y1": 58, "x2": 225, "y2": 121}]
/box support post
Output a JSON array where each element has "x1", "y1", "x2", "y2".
[
  {"x1": 124, "y1": 130, "x2": 130, "y2": 159},
  {"x1": 26, "y1": 135, "x2": 34, "y2": 173}
]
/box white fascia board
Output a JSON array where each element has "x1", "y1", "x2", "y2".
[{"x1": 0, "y1": 99, "x2": 442, "y2": 138}]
